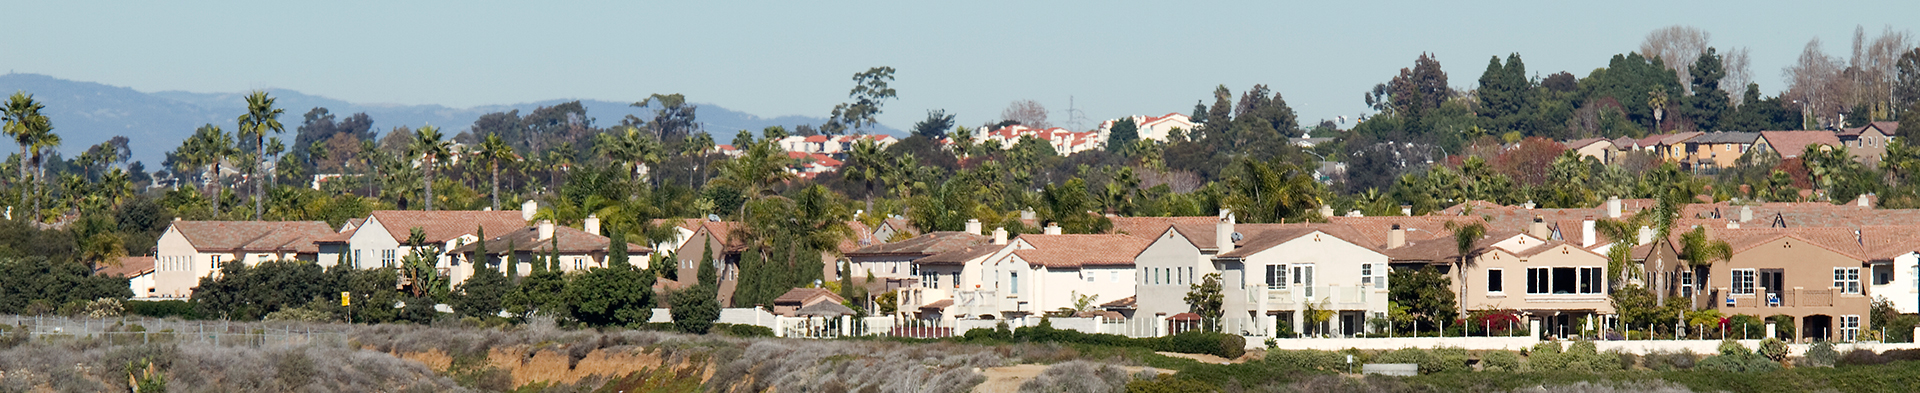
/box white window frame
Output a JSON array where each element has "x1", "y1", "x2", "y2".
[
  {"x1": 210, "y1": 255, "x2": 223, "y2": 270},
  {"x1": 1842, "y1": 315, "x2": 1861, "y2": 341},
  {"x1": 1009, "y1": 271, "x2": 1020, "y2": 295},
  {"x1": 1680, "y1": 271, "x2": 1696, "y2": 297},
  {"x1": 1266, "y1": 265, "x2": 1287, "y2": 290},
  {"x1": 1834, "y1": 267, "x2": 1861, "y2": 294},
  {"x1": 1361, "y1": 263, "x2": 1375, "y2": 289},
  {"x1": 1731, "y1": 269, "x2": 1755, "y2": 295},
  {"x1": 1109, "y1": 271, "x2": 1118, "y2": 283},
  {"x1": 382, "y1": 249, "x2": 397, "y2": 268}
]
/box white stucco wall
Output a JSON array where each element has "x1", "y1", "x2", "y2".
[{"x1": 1875, "y1": 253, "x2": 1920, "y2": 313}]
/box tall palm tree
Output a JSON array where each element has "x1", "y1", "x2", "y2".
[
  {"x1": 1443, "y1": 220, "x2": 1488, "y2": 317},
  {"x1": 844, "y1": 138, "x2": 886, "y2": 210},
  {"x1": 596, "y1": 126, "x2": 660, "y2": 183},
  {"x1": 191, "y1": 125, "x2": 238, "y2": 213},
  {"x1": 264, "y1": 137, "x2": 286, "y2": 188},
  {"x1": 408, "y1": 125, "x2": 452, "y2": 211},
  {"x1": 237, "y1": 91, "x2": 286, "y2": 220},
  {"x1": 3, "y1": 92, "x2": 47, "y2": 192},
  {"x1": 360, "y1": 139, "x2": 380, "y2": 198},
  {"x1": 681, "y1": 132, "x2": 714, "y2": 186},
  {"x1": 25, "y1": 126, "x2": 58, "y2": 222},
  {"x1": 1678, "y1": 226, "x2": 1732, "y2": 310},
  {"x1": 476, "y1": 133, "x2": 517, "y2": 210},
  {"x1": 1222, "y1": 158, "x2": 1322, "y2": 223}
]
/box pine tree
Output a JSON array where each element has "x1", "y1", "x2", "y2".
[{"x1": 1105, "y1": 117, "x2": 1138, "y2": 154}]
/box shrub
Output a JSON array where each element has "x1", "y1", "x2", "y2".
[
  {"x1": 1429, "y1": 346, "x2": 1469, "y2": 373},
  {"x1": 1727, "y1": 314, "x2": 1767, "y2": 339},
  {"x1": 1156, "y1": 330, "x2": 1243, "y2": 359},
  {"x1": 1757, "y1": 337, "x2": 1788, "y2": 362},
  {"x1": 1696, "y1": 352, "x2": 1780, "y2": 373},
  {"x1": 1715, "y1": 338, "x2": 1749, "y2": 356},
  {"x1": 713, "y1": 323, "x2": 774, "y2": 338},
  {"x1": 1525, "y1": 342, "x2": 1566, "y2": 371},
  {"x1": 1017, "y1": 361, "x2": 1130, "y2": 393},
  {"x1": 1643, "y1": 349, "x2": 1698, "y2": 371},
  {"x1": 1125, "y1": 373, "x2": 1219, "y2": 393},
  {"x1": 1838, "y1": 348, "x2": 1888, "y2": 366},
  {"x1": 1560, "y1": 340, "x2": 1619, "y2": 372},
  {"x1": 263, "y1": 307, "x2": 334, "y2": 322},
  {"x1": 1374, "y1": 348, "x2": 1440, "y2": 374},
  {"x1": 1881, "y1": 348, "x2": 1920, "y2": 362},
  {"x1": 1264, "y1": 349, "x2": 1344, "y2": 371},
  {"x1": 125, "y1": 300, "x2": 200, "y2": 319},
  {"x1": 1804, "y1": 341, "x2": 1838, "y2": 367},
  {"x1": 1480, "y1": 350, "x2": 1521, "y2": 372}
]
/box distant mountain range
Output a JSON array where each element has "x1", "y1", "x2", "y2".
[{"x1": 0, "y1": 73, "x2": 897, "y2": 165}]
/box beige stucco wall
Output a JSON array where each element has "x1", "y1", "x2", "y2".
[
  {"x1": 1711, "y1": 236, "x2": 1873, "y2": 339},
  {"x1": 1133, "y1": 228, "x2": 1209, "y2": 318},
  {"x1": 1464, "y1": 243, "x2": 1614, "y2": 315}
]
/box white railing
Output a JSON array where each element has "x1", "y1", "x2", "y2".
[{"x1": 1262, "y1": 286, "x2": 1369, "y2": 308}]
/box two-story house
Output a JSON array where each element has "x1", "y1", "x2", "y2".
[
  {"x1": 153, "y1": 220, "x2": 337, "y2": 298},
  {"x1": 1691, "y1": 227, "x2": 1874, "y2": 342},
  {"x1": 979, "y1": 227, "x2": 1148, "y2": 319},
  {"x1": 448, "y1": 217, "x2": 649, "y2": 277},
  {"x1": 327, "y1": 209, "x2": 531, "y2": 285},
  {"x1": 1216, "y1": 224, "x2": 1390, "y2": 337}
]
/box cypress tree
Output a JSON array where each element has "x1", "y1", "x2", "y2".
[
  {"x1": 506, "y1": 239, "x2": 521, "y2": 278},
  {"x1": 549, "y1": 235, "x2": 562, "y2": 272},
  {"x1": 608, "y1": 230, "x2": 628, "y2": 267},
  {"x1": 698, "y1": 239, "x2": 716, "y2": 286},
  {"x1": 473, "y1": 226, "x2": 488, "y2": 270}
]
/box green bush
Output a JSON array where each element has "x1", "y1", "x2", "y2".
[
  {"x1": 125, "y1": 300, "x2": 200, "y2": 319},
  {"x1": 712, "y1": 323, "x2": 774, "y2": 338},
  {"x1": 1696, "y1": 352, "x2": 1781, "y2": 373},
  {"x1": 1805, "y1": 341, "x2": 1838, "y2": 367},
  {"x1": 1526, "y1": 342, "x2": 1566, "y2": 371},
  {"x1": 1375, "y1": 348, "x2": 1441, "y2": 374},
  {"x1": 1156, "y1": 330, "x2": 1244, "y2": 359},
  {"x1": 1264, "y1": 349, "x2": 1344, "y2": 371},
  {"x1": 1757, "y1": 337, "x2": 1788, "y2": 362},
  {"x1": 1715, "y1": 338, "x2": 1749, "y2": 356},
  {"x1": 1839, "y1": 348, "x2": 1888, "y2": 366},
  {"x1": 1480, "y1": 350, "x2": 1520, "y2": 372},
  {"x1": 1429, "y1": 347, "x2": 1469, "y2": 373},
  {"x1": 1642, "y1": 349, "x2": 1698, "y2": 371}
]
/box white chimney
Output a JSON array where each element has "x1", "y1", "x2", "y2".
[
  {"x1": 1400, "y1": 204, "x2": 1413, "y2": 216},
  {"x1": 1740, "y1": 206, "x2": 1754, "y2": 223},
  {"x1": 1858, "y1": 194, "x2": 1872, "y2": 207},
  {"x1": 1044, "y1": 222, "x2": 1062, "y2": 235},
  {"x1": 1727, "y1": 220, "x2": 1740, "y2": 229},
  {"x1": 1581, "y1": 216, "x2": 1596, "y2": 247},
  {"x1": 538, "y1": 220, "x2": 555, "y2": 241},
  {"x1": 1216, "y1": 211, "x2": 1236, "y2": 254},
  {"x1": 521, "y1": 199, "x2": 538, "y2": 221},
  {"x1": 482, "y1": 207, "x2": 491, "y2": 211},
  {"x1": 993, "y1": 227, "x2": 1008, "y2": 245},
  {"x1": 964, "y1": 218, "x2": 983, "y2": 236},
  {"x1": 1523, "y1": 201, "x2": 1536, "y2": 210},
  {"x1": 584, "y1": 214, "x2": 601, "y2": 236},
  {"x1": 1637, "y1": 225, "x2": 1653, "y2": 245},
  {"x1": 1020, "y1": 208, "x2": 1036, "y2": 221},
  {"x1": 1387, "y1": 224, "x2": 1406, "y2": 249},
  {"x1": 1319, "y1": 204, "x2": 1334, "y2": 218},
  {"x1": 1607, "y1": 196, "x2": 1622, "y2": 218}
]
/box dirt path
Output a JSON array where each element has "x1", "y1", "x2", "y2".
[
  {"x1": 1153, "y1": 351, "x2": 1238, "y2": 364},
  {"x1": 973, "y1": 364, "x2": 1167, "y2": 393}
]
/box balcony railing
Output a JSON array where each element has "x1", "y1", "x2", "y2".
[
  {"x1": 1260, "y1": 285, "x2": 1371, "y2": 308},
  {"x1": 1722, "y1": 288, "x2": 1839, "y2": 309}
]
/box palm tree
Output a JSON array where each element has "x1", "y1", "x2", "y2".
[
  {"x1": 1222, "y1": 158, "x2": 1322, "y2": 223},
  {"x1": 476, "y1": 133, "x2": 517, "y2": 210},
  {"x1": 360, "y1": 139, "x2": 379, "y2": 197},
  {"x1": 408, "y1": 125, "x2": 452, "y2": 211},
  {"x1": 844, "y1": 138, "x2": 886, "y2": 210},
  {"x1": 190, "y1": 125, "x2": 239, "y2": 213},
  {"x1": 3, "y1": 92, "x2": 47, "y2": 193},
  {"x1": 681, "y1": 132, "x2": 715, "y2": 186},
  {"x1": 25, "y1": 126, "x2": 58, "y2": 222},
  {"x1": 595, "y1": 126, "x2": 661, "y2": 183},
  {"x1": 1678, "y1": 226, "x2": 1732, "y2": 310},
  {"x1": 237, "y1": 91, "x2": 286, "y2": 220},
  {"x1": 1443, "y1": 220, "x2": 1488, "y2": 317},
  {"x1": 264, "y1": 137, "x2": 286, "y2": 188}
]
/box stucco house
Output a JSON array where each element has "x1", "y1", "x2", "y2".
[
  {"x1": 977, "y1": 228, "x2": 1148, "y2": 319},
  {"x1": 448, "y1": 217, "x2": 649, "y2": 278},
  {"x1": 98, "y1": 256, "x2": 157, "y2": 300},
  {"x1": 1216, "y1": 224, "x2": 1390, "y2": 337},
  {"x1": 325, "y1": 209, "x2": 531, "y2": 285},
  {"x1": 153, "y1": 220, "x2": 337, "y2": 298},
  {"x1": 1692, "y1": 227, "x2": 1875, "y2": 342}
]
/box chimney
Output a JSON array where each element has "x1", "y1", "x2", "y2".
[
  {"x1": 993, "y1": 227, "x2": 1008, "y2": 245},
  {"x1": 964, "y1": 219, "x2": 983, "y2": 236},
  {"x1": 1530, "y1": 216, "x2": 1550, "y2": 240},
  {"x1": 1607, "y1": 196, "x2": 1622, "y2": 218},
  {"x1": 1523, "y1": 200, "x2": 1536, "y2": 210},
  {"x1": 521, "y1": 199, "x2": 538, "y2": 221},
  {"x1": 1044, "y1": 222, "x2": 1062, "y2": 235},
  {"x1": 1319, "y1": 204, "x2": 1334, "y2": 218},
  {"x1": 1858, "y1": 194, "x2": 1872, "y2": 207},
  {"x1": 482, "y1": 207, "x2": 491, "y2": 211},
  {"x1": 1740, "y1": 206, "x2": 1754, "y2": 223},
  {"x1": 1387, "y1": 224, "x2": 1407, "y2": 249},
  {"x1": 1400, "y1": 204, "x2": 1413, "y2": 216},
  {"x1": 1727, "y1": 220, "x2": 1740, "y2": 229},
  {"x1": 538, "y1": 220, "x2": 555, "y2": 241},
  {"x1": 1637, "y1": 225, "x2": 1653, "y2": 245},
  {"x1": 1216, "y1": 210, "x2": 1237, "y2": 254},
  {"x1": 1020, "y1": 208, "x2": 1036, "y2": 221},
  {"x1": 584, "y1": 214, "x2": 601, "y2": 236},
  {"x1": 1581, "y1": 216, "x2": 1596, "y2": 247}
]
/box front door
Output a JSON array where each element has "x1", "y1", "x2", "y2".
[{"x1": 1759, "y1": 269, "x2": 1784, "y2": 306}]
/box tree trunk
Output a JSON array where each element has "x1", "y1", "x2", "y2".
[
  {"x1": 254, "y1": 136, "x2": 264, "y2": 220},
  {"x1": 490, "y1": 160, "x2": 500, "y2": 210},
  {"x1": 424, "y1": 156, "x2": 435, "y2": 211},
  {"x1": 209, "y1": 163, "x2": 221, "y2": 212}
]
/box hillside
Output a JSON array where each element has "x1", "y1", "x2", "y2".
[{"x1": 0, "y1": 73, "x2": 897, "y2": 165}]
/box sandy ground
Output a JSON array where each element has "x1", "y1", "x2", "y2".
[{"x1": 973, "y1": 364, "x2": 1168, "y2": 393}]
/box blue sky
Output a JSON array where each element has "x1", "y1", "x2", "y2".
[{"x1": 3, "y1": 1, "x2": 1917, "y2": 132}]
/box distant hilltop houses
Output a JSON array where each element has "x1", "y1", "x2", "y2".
[
  {"x1": 1562, "y1": 122, "x2": 1898, "y2": 170},
  {"x1": 703, "y1": 113, "x2": 1199, "y2": 177}
]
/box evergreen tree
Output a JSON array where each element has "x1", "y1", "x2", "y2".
[
  {"x1": 505, "y1": 239, "x2": 519, "y2": 279},
  {"x1": 453, "y1": 260, "x2": 508, "y2": 318},
  {"x1": 671, "y1": 240, "x2": 721, "y2": 334},
  {"x1": 1105, "y1": 117, "x2": 1138, "y2": 154},
  {"x1": 1685, "y1": 48, "x2": 1730, "y2": 131},
  {"x1": 471, "y1": 226, "x2": 488, "y2": 268}
]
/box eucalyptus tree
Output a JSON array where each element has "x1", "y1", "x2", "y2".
[
  {"x1": 408, "y1": 125, "x2": 452, "y2": 210},
  {"x1": 237, "y1": 91, "x2": 286, "y2": 219}
]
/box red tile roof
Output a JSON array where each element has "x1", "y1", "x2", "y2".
[
  {"x1": 369, "y1": 210, "x2": 529, "y2": 243},
  {"x1": 96, "y1": 256, "x2": 154, "y2": 277},
  {"x1": 1010, "y1": 234, "x2": 1150, "y2": 268},
  {"x1": 1758, "y1": 131, "x2": 1840, "y2": 159},
  {"x1": 1108, "y1": 216, "x2": 1217, "y2": 239},
  {"x1": 848, "y1": 231, "x2": 988, "y2": 257},
  {"x1": 447, "y1": 225, "x2": 647, "y2": 254},
  {"x1": 1216, "y1": 224, "x2": 1382, "y2": 258},
  {"x1": 170, "y1": 221, "x2": 337, "y2": 253}
]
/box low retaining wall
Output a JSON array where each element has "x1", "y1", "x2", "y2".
[{"x1": 1263, "y1": 336, "x2": 1540, "y2": 351}]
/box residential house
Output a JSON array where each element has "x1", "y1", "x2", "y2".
[
  {"x1": 1838, "y1": 122, "x2": 1899, "y2": 166},
  {"x1": 98, "y1": 256, "x2": 157, "y2": 299},
  {"x1": 1217, "y1": 224, "x2": 1390, "y2": 337},
  {"x1": 326, "y1": 207, "x2": 532, "y2": 286},
  {"x1": 448, "y1": 217, "x2": 649, "y2": 278},
  {"x1": 845, "y1": 225, "x2": 990, "y2": 313},
  {"x1": 1097, "y1": 113, "x2": 1197, "y2": 144},
  {"x1": 1643, "y1": 132, "x2": 1703, "y2": 163},
  {"x1": 978, "y1": 227, "x2": 1149, "y2": 319},
  {"x1": 1861, "y1": 225, "x2": 1920, "y2": 314},
  {"x1": 1680, "y1": 227, "x2": 1875, "y2": 342},
  {"x1": 1565, "y1": 138, "x2": 1619, "y2": 165},
  {"x1": 153, "y1": 220, "x2": 337, "y2": 298},
  {"x1": 872, "y1": 217, "x2": 917, "y2": 243},
  {"x1": 1393, "y1": 222, "x2": 1615, "y2": 337},
  {"x1": 669, "y1": 220, "x2": 744, "y2": 305},
  {"x1": 1683, "y1": 132, "x2": 1758, "y2": 170},
  {"x1": 771, "y1": 288, "x2": 847, "y2": 317},
  {"x1": 1753, "y1": 131, "x2": 1840, "y2": 160}
]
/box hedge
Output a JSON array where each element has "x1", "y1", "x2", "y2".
[{"x1": 958, "y1": 318, "x2": 1245, "y2": 359}]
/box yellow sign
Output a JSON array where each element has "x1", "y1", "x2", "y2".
[{"x1": 341, "y1": 292, "x2": 351, "y2": 306}]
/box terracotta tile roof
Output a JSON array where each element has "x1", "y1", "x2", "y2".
[
  {"x1": 1858, "y1": 225, "x2": 1920, "y2": 260},
  {"x1": 170, "y1": 221, "x2": 337, "y2": 253},
  {"x1": 1108, "y1": 216, "x2": 1217, "y2": 239},
  {"x1": 314, "y1": 227, "x2": 358, "y2": 244},
  {"x1": 1758, "y1": 131, "x2": 1840, "y2": 159},
  {"x1": 1708, "y1": 226, "x2": 1865, "y2": 260},
  {"x1": 696, "y1": 221, "x2": 747, "y2": 251},
  {"x1": 772, "y1": 287, "x2": 844, "y2": 306},
  {"x1": 915, "y1": 243, "x2": 1003, "y2": 265},
  {"x1": 1216, "y1": 224, "x2": 1382, "y2": 258},
  {"x1": 837, "y1": 220, "x2": 876, "y2": 254},
  {"x1": 1681, "y1": 202, "x2": 1920, "y2": 229},
  {"x1": 848, "y1": 231, "x2": 987, "y2": 257},
  {"x1": 1326, "y1": 216, "x2": 1484, "y2": 249},
  {"x1": 96, "y1": 256, "x2": 154, "y2": 277},
  {"x1": 1688, "y1": 132, "x2": 1759, "y2": 144},
  {"x1": 1100, "y1": 295, "x2": 1137, "y2": 309},
  {"x1": 1564, "y1": 138, "x2": 1608, "y2": 149},
  {"x1": 369, "y1": 210, "x2": 529, "y2": 243},
  {"x1": 1384, "y1": 229, "x2": 1528, "y2": 262},
  {"x1": 1010, "y1": 234, "x2": 1151, "y2": 268},
  {"x1": 447, "y1": 225, "x2": 647, "y2": 254},
  {"x1": 651, "y1": 218, "x2": 706, "y2": 232},
  {"x1": 1870, "y1": 121, "x2": 1900, "y2": 136}
]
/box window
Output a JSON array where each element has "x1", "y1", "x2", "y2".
[
  {"x1": 922, "y1": 271, "x2": 940, "y2": 288},
  {"x1": 1362, "y1": 264, "x2": 1375, "y2": 288},
  {"x1": 1527, "y1": 267, "x2": 1605, "y2": 294},
  {"x1": 1009, "y1": 272, "x2": 1020, "y2": 294},
  {"x1": 382, "y1": 249, "x2": 397, "y2": 268},
  {"x1": 1834, "y1": 267, "x2": 1861, "y2": 294},
  {"x1": 1266, "y1": 265, "x2": 1287, "y2": 289},
  {"x1": 1291, "y1": 265, "x2": 1314, "y2": 297},
  {"x1": 1842, "y1": 315, "x2": 1861, "y2": 341},
  {"x1": 1732, "y1": 269, "x2": 1756, "y2": 295},
  {"x1": 210, "y1": 255, "x2": 223, "y2": 269},
  {"x1": 1487, "y1": 269, "x2": 1504, "y2": 293},
  {"x1": 1913, "y1": 265, "x2": 1919, "y2": 290},
  {"x1": 1085, "y1": 272, "x2": 1094, "y2": 283},
  {"x1": 1527, "y1": 268, "x2": 1547, "y2": 294},
  {"x1": 1680, "y1": 271, "x2": 1696, "y2": 297},
  {"x1": 953, "y1": 272, "x2": 961, "y2": 288}
]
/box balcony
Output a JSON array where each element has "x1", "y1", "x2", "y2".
[
  {"x1": 1259, "y1": 285, "x2": 1373, "y2": 310},
  {"x1": 1721, "y1": 288, "x2": 1838, "y2": 309}
]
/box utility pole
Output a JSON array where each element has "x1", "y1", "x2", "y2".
[{"x1": 1064, "y1": 96, "x2": 1089, "y2": 131}]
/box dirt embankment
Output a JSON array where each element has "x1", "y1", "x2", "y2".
[{"x1": 395, "y1": 345, "x2": 713, "y2": 388}]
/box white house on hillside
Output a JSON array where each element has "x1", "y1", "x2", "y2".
[
  {"x1": 153, "y1": 220, "x2": 337, "y2": 298},
  {"x1": 975, "y1": 226, "x2": 1148, "y2": 319}
]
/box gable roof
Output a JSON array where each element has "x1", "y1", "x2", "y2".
[
  {"x1": 915, "y1": 243, "x2": 1003, "y2": 265},
  {"x1": 169, "y1": 221, "x2": 337, "y2": 253},
  {"x1": 1108, "y1": 216, "x2": 1218, "y2": 239},
  {"x1": 447, "y1": 225, "x2": 647, "y2": 255},
  {"x1": 1709, "y1": 226, "x2": 1865, "y2": 260},
  {"x1": 1564, "y1": 138, "x2": 1610, "y2": 150},
  {"x1": 773, "y1": 287, "x2": 845, "y2": 306},
  {"x1": 96, "y1": 256, "x2": 155, "y2": 278},
  {"x1": 847, "y1": 231, "x2": 988, "y2": 257},
  {"x1": 1326, "y1": 216, "x2": 1485, "y2": 249},
  {"x1": 368, "y1": 210, "x2": 529, "y2": 243},
  {"x1": 1688, "y1": 132, "x2": 1759, "y2": 144},
  {"x1": 1758, "y1": 131, "x2": 1840, "y2": 159},
  {"x1": 1010, "y1": 234, "x2": 1151, "y2": 268},
  {"x1": 1215, "y1": 224, "x2": 1382, "y2": 259}
]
